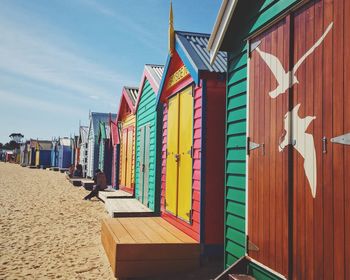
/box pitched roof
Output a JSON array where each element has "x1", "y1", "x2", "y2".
[
  {"x1": 59, "y1": 137, "x2": 71, "y2": 146},
  {"x1": 175, "y1": 31, "x2": 227, "y2": 73},
  {"x1": 157, "y1": 30, "x2": 227, "y2": 102},
  {"x1": 37, "y1": 140, "x2": 52, "y2": 150},
  {"x1": 207, "y1": 0, "x2": 239, "y2": 63},
  {"x1": 79, "y1": 126, "x2": 89, "y2": 144},
  {"x1": 145, "y1": 64, "x2": 164, "y2": 86},
  {"x1": 135, "y1": 64, "x2": 165, "y2": 110},
  {"x1": 124, "y1": 86, "x2": 139, "y2": 107},
  {"x1": 89, "y1": 112, "x2": 116, "y2": 139}
]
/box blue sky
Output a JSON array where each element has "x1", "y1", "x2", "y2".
[{"x1": 0, "y1": 0, "x2": 222, "y2": 143}]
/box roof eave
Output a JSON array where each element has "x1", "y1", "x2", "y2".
[{"x1": 208, "y1": 0, "x2": 239, "y2": 64}]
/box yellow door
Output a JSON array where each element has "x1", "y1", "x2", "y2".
[
  {"x1": 120, "y1": 129, "x2": 127, "y2": 186},
  {"x1": 126, "y1": 129, "x2": 133, "y2": 188},
  {"x1": 165, "y1": 87, "x2": 193, "y2": 221},
  {"x1": 165, "y1": 94, "x2": 179, "y2": 215},
  {"x1": 177, "y1": 87, "x2": 193, "y2": 222},
  {"x1": 35, "y1": 150, "x2": 40, "y2": 166}
]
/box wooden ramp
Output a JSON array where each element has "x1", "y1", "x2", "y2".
[
  {"x1": 68, "y1": 177, "x2": 86, "y2": 186},
  {"x1": 101, "y1": 217, "x2": 200, "y2": 279},
  {"x1": 98, "y1": 190, "x2": 132, "y2": 203},
  {"x1": 105, "y1": 198, "x2": 153, "y2": 217}
]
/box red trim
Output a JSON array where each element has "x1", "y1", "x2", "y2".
[{"x1": 116, "y1": 87, "x2": 137, "y2": 124}]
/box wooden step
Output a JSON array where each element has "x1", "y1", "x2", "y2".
[
  {"x1": 229, "y1": 274, "x2": 256, "y2": 280},
  {"x1": 101, "y1": 217, "x2": 200, "y2": 278},
  {"x1": 104, "y1": 198, "x2": 153, "y2": 217},
  {"x1": 98, "y1": 190, "x2": 132, "y2": 203}
]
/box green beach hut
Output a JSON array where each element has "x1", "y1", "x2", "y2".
[
  {"x1": 209, "y1": 0, "x2": 349, "y2": 279},
  {"x1": 134, "y1": 64, "x2": 164, "y2": 212}
]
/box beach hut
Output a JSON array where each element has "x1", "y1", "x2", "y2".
[
  {"x1": 157, "y1": 21, "x2": 227, "y2": 253},
  {"x1": 208, "y1": 0, "x2": 350, "y2": 279},
  {"x1": 78, "y1": 126, "x2": 89, "y2": 177},
  {"x1": 117, "y1": 86, "x2": 139, "y2": 193},
  {"x1": 98, "y1": 120, "x2": 112, "y2": 185},
  {"x1": 50, "y1": 139, "x2": 59, "y2": 167},
  {"x1": 35, "y1": 140, "x2": 52, "y2": 167},
  {"x1": 134, "y1": 64, "x2": 164, "y2": 212},
  {"x1": 87, "y1": 112, "x2": 116, "y2": 178},
  {"x1": 20, "y1": 141, "x2": 30, "y2": 166},
  {"x1": 110, "y1": 119, "x2": 119, "y2": 188},
  {"x1": 58, "y1": 137, "x2": 72, "y2": 169},
  {"x1": 28, "y1": 139, "x2": 37, "y2": 166}
]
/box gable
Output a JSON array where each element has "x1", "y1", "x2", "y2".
[{"x1": 158, "y1": 51, "x2": 192, "y2": 103}]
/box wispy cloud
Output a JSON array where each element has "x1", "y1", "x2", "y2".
[
  {"x1": 78, "y1": 0, "x2": 164, "y2": 54},
  {"x1": 0, "y1": 89, "x2": 86, "y2": 116},
  {"x1": 0, "y1": 16, "x2": 133, "y2": 103}
]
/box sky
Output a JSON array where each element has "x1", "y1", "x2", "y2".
[{"x1": 0, "y1": 0, "x2": 222, "y2": 144}]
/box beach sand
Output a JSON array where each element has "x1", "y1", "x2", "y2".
[
  {"x1": 0, "y1": 162, "x2": 223, "y2": 280},
  {"x1": 0, "y1": 162, "x2": 115, "y2": 280}
]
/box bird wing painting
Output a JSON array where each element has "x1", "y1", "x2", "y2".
[
  {"x1": 279, "y1": 104, "x2": 317, "y2": 198},
  {"x1": 255, "y1": 22, "x2": 333, "y2": 99}
]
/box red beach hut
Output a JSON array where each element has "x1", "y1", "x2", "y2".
[{"x1": 157, "y1": 23, "x2": 227, "y2": 253}]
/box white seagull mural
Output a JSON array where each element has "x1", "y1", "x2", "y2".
[
  {"x1": 279, "y1": 104, "x2": 317, "y2": 198},
  {"x1": 255, "y1": 22, "x2": 333, "y2": 98}
]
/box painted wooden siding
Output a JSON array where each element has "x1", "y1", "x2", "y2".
[
  {"x1": 135, "y1": 80, "x2": 158, "y2": 211},
  {"x1": 225, "y1": 0, "x2": 300, "y2": 268},
  {"x1": 118, "y1": 114, "x2": 136, "y2": 189},
  {"x1": 161, "y1": 84, "x2": 202, "y2": 242}
]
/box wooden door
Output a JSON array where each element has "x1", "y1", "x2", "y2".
[
  {"x1": 177, "y1": 87, "x2": 193, "y2": 222},
  {"x1": 165, "y1": 94, "x2": 179, "y2": 215},
  {"x1": 126, "y1": 129, "x2": 133, "y2": 188},
  {"x1": 143, "y1": 124, "x2": 150, "y2": 207},
  {"x1": 248, "y1": 18, "x2": 291, "y2": 277},
  {"x1": 138, "y1": 124, "x2": 150, "y2": 206},
  {"x1": 138, "y1": 126, "x2": 145, "y2": 202},
  {"x1": 291, "y1": 1, "x2": 349, "y2": 279},
  {"x1": 165, "y1": 87, "x2": 193, "y2": 222},
  {"x1": 248, "y1": 1, "x2": 349, "y2": 278},
  {"x1": 120, "y1": 129, "x2": 128, "y2": 186}
]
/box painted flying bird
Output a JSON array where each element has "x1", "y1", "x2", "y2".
[
  {"x1": 256, "y1": 22, "x2": 333, "y2": 98},
  {"x1": 279, "y1": 104, "x2": 317, "y2": 198}
]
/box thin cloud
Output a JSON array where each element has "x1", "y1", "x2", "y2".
[
  {"x1": 0, "y1": 90, "x2": 86, "y2": 116},
  {"x1": 78, "y1": 0, "x2": 164, "y2": 54},
  {"x1": 0, "y1": 16, "x2": 134, "y2": 103}
]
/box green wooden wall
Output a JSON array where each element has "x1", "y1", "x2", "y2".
[
  {"x1": 225, "y1": 0, "x2": 301, "y2": 273},
  {"x1": 135, "y1": 79, "x2": 158, "y2": 212}
]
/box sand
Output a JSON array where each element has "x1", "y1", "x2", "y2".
[{"x1": 0, "y1": 162, "x2": 115, "y2": 280}]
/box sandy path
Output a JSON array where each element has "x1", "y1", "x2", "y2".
[{"x1": 0, "y1": 163, "x2": 115, "y2": 280}]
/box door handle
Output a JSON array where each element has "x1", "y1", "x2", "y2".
[{"x1": 174, "y1": 154, "x2": 180, "y2": 162}]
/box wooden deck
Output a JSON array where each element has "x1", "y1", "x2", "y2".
[
  {"x1": 49, "y1": 167, "x2": 59, "y2": 171},
  {"x1": 101, "y1": 217, "x2": 200, "y2": 279},
  {"x1": 59, "y1": 168, "x2": 69, "y2": 173},
  {"x1": 104, "y1": 198, "x2": 153, "y2": 217},
  {"x1": 98, "y1": 190, "x2": 132, "y2": 203}
]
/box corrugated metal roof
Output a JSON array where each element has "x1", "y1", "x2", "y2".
[
  {"x1": 175, "y1": 31, "x2": 227, "y2": 73},
  {"x1": 124, "y1": 87, "x2": 139, "y2": 106},
  {"x1": 145, "y1": 64, "x2": 164, "y2": 86},
  {"x1": 90, "y1": 112, "x2": 116, "y2": 139},
  {"x1": 59, "y1": 137, "x2": 71, "y2": 146},
  {"x1": 79, "y1": 126, "x2": 89, "y2": 143},
  {"x1": 38, "y1": 140, "x2": 52, "y2": 150}
]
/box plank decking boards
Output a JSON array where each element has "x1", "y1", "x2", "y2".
[{"x1": 101, "y1": 217, "x2": 200, "y2": 278}]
